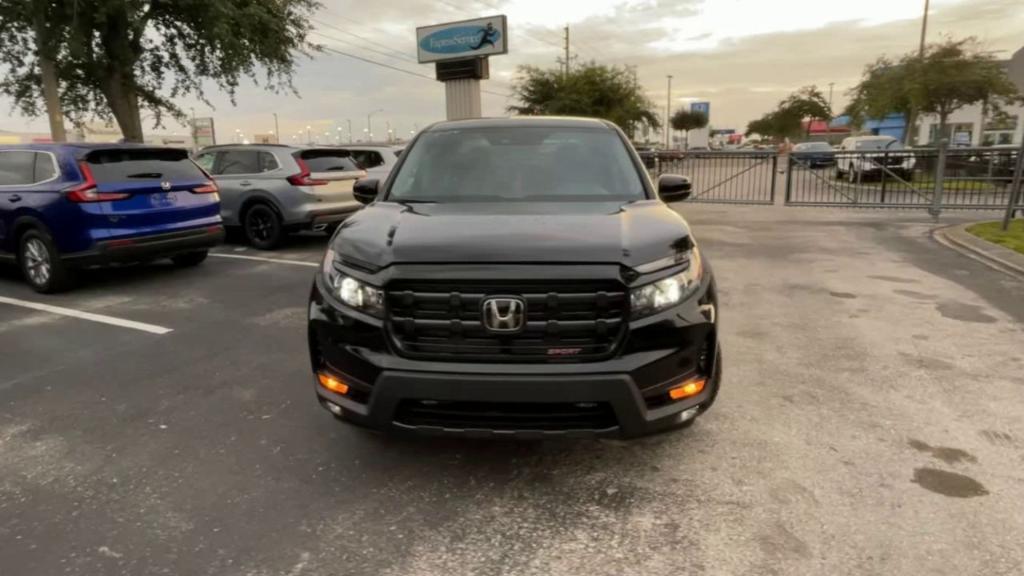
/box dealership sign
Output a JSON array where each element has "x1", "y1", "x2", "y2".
[{"x1": 417, "y1": 16, "x2": 508, "y2": 63}]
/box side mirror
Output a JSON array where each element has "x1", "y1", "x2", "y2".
[
  {"x1": 658, "y1": 174, "x2": 692, "y2": 203},
  {"x1": 353, "y1": 178, "x2": 379, "y2": 205}
]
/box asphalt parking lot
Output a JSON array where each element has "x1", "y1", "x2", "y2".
[{"x1": 2, "y1": 205, "x2": 1023, "y2": 576}]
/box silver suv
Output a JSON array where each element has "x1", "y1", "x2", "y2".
[{"x1": 195, "y1": 144, "x2": 366, "y2": 249}]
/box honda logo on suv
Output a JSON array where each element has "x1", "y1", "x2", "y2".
[{"x1": 482, "y1": 297, "x2": 525, "y2": 332}]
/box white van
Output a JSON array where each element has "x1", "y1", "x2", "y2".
[{"x1": 836, "y1": 136, "x2": 916, "y2": 182}]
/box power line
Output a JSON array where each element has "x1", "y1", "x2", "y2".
[
  {"x1": 317, "y1": 44, "x2": 512, "y2": 99},
  {"x1": 311, "y1": 30, "x2": 417, "y2": 65},
  {"x1": 312, "y1": 18, "x2": 418, "y2": 63}
]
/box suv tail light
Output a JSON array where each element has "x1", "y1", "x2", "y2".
[
  {"x1": 192, "y1": 182, "x2": 219, "y2": 194},
  {"x1": 66, "y1": 162, "x2": 131, "y2": 202},
  {"x1": 287, "y1": 158, "x2": 327, "y2": 186}
]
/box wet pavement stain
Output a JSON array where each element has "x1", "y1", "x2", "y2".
[
  {"x1": 908, "y1": 439, "x2": 978, "y2": 465},
  {"x1": 829, "y1": 291, "x2": 857, "y2": 299},
  {"x1": 936, "y1": 301, "x2": 998, "y2": 324},
  {"x1": 894, "y1": 289, "x2": 939, "y2": 301},
  {"x1": 869, "y1": 275, "x2": 919, "y2": 284},
  {"x1": 912, "y1": 334, "x2": 930, "y2": 341},
  {"x1": 912, "y1": 468, "x2": 989, "y2": 498}
]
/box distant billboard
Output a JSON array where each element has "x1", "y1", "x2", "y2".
[
  {"x1": 417, "y1": 16, "x2": 508, "y2": 63},
  {"x1": 192, "y1": 117, "x2": 216, "y2": 148},
  {"x1": 690, "y1": 101, "x2": 710, "y2": 118}
]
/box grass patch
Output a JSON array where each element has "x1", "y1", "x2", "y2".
[{"x1": 967, "y1": 220, "x2": 1024, "y2": 255}]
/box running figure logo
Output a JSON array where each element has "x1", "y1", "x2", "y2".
[{"x1": 473, "y1": 22, "x2": 498, "y2": 50}]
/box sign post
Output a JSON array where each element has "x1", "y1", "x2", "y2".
[{"x1": 417, "y1": 16, "x2": 508, "y2": 121}]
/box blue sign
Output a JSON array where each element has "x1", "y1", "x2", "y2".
[
  {"x1": 690, "y1": 101, "x2": 710, "y2": 117},
  {"x1": 417, "y1": 16, "x2": 508, "y2": 63}
]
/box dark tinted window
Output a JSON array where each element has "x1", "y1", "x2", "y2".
[
  {"x1": 258, "y1": 152, "x2": 279, "y2": 172},
  {"x1": 350, "y1": 150, "x2": 384, "y2": 169},
  {"x1": 86, "y1": 148, "x2": 205, "y2": 182},
  {"x1": 216, "y1": 150, "x2": 260, "y2": 175},
  {"x1": 389, "y1": 127, "x2": 645, "y2": 203},
  {"x1": 0, "y1": 151, "x2": 38, "y2": 186},
  {"x1": 300, "y1": 150, "x2": 360, "y2": 172}
]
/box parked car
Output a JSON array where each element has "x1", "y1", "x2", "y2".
[
  {"x1": 634, "y1": 146, "x2": 657, "y2": 169},
  {"x1": 835, "y1": 136, "x2": 915, "y2": 181},
  {"x1": 792, "y1": 141, "x2": 836, "y2": 168},
  {"x1": 194, "y1": 144, "x2": 366, "y2": 249},
  {"x1": 333, "y1": 145, "x2": 404, "y2": 180},
  {"x1": 0, "y1": 144, "x2": 224, "y2": 293},
  {"x1": 308, "y1": 117, "x2": 721, "y2": 438}
]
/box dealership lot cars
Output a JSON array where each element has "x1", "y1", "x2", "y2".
[{"x1": 2, "y1": 205, "x2": 1024, "y2": 576}]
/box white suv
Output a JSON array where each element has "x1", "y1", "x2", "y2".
[
  {"x1": 836, "y1": 136, "x2": 916, "y2": 182},
  {"x1": 335, "y1": 145, "x2": 404, "y2": 179}
]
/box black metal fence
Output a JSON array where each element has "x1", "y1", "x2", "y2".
[
  {"x1": 651, "y1": 152, "x2": 777, "y2": 205},
  {"x1": 784, "y1": 146, "x2": 1022, "y2": 210}
]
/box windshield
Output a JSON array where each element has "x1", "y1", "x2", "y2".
[
  {"x1": 388, "y1": 126, "x2": 646, "y2": 202},
  {"x1": 855, "y1": 139, "x2": 903, "y2": 151},
  {"x1": 795, "y1": 142, "x2": 832, "y2": 152}
]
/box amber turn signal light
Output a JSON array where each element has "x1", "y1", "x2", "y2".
[
  {"x1": 317, "y1": 373, "x2": 349, "y2": 395},
  {"x1": 669, "y1": 377, "x2": 706, "y2": 400}
]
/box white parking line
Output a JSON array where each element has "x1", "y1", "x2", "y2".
[
  {"x1": 210, "y1": 253, "x2": 318, "y2": 268},
  {"x1": 0, "y1": 296, "x2": 172, "y2": 335}
]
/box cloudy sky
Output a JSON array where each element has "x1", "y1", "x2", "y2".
[{"x1": 1, "y1": 0, "x2": 1022, "y2": 142}]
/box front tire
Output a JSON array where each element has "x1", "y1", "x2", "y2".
[
  {"x1": 243, "y1": 203, "x2": 284, "y2": 250},
  {"x1": 19, "y1": 229, "x2": 75, "y2": 293},
  {"x1": 171, "y1": 250, "x2": 209, "y2": 267}
]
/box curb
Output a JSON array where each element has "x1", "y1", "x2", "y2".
[{"x1": 932, "y1": 222, "x2": 1024, "y2": 282}]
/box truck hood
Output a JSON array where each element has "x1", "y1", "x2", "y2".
[{"x1": 331, "y1": 200, "x2": 694, "y2": 270}]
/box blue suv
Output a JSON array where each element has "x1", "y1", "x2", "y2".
[{"x1": 0, "y1": 144, "x2": 225, "y2": 293}]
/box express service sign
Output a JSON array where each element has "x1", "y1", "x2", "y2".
[{"x1": 417, "y1": 15, "x2": 508, "y2": 64}]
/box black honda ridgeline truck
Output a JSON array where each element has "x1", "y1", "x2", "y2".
[{"x1": 308, "y1": 117, "x2": 721, "y2": 438}]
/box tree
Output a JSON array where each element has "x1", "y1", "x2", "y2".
[
  {"x1": 0, "y1": 0, "x2": 70, "y2": 140},
  {"x1": 670, "y1": 108, "x2": 708, "y2": 149},
  {"x1": 780, "y1": 85, "x2": 831, "y2": 137},
  {"x1": 847, "y1": 38, "x2": 1021, "y2": 145},
  {"x1": 509, "y1": 62, "x2": 661, "y2": 138},
  {"x1": 744, "y1": 85, "x2": 831, "y2": 141},
  {"x1": 0, "y1": 0, "x2": 319, "y2": 142}
]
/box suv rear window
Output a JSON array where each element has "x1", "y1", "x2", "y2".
[
  {"x1": 86, "y1": 148, "x2": 206, "y2": 182},
  {"x1": 298, "y1": 150, "x2": 360, "y2": 172}
]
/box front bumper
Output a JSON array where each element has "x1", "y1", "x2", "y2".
[
  {"x1": 63, "y1": 225, "x2": 225, "y2": 266},
  {"x1": 308, "y1": 268, "x2": 720, "y2": 439}
]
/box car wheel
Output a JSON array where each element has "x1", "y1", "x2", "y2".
[
  {"x1": 243, "y1": 203, "x2": 284, "y2": 250},
  {"x1": 171, "y1": 250, "x2": 209, "y2": 267},
  {"x1": 19, "y1": 228, "x2": 75, "y2": 293}
]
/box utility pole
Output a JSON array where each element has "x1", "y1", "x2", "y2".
[
  {"x1": 563, "y1": 25, "x2": 570, "y2": 79},
  {"x1": 346, "y1": 119, "x2": 352, "y2": 144},
  {"x1": 273, "y1": 113, "x2": 280, "y2": 144},
  {"x1": 828, "y1": 82, "x2": 835, "y2": 113},
  {"x1": 666, "y1": 75, "x2": 673, "y2": 149},
  {"x1": 905, "y1": 0, "x2": 930, "y2": 145}
]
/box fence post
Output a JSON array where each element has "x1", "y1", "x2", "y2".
[
  {"x1": 784, "y1": 154, "x2": 793, "y2": 204},
  {"x1": 1000, "y1": 138, "x2": 1024, "y2": 230},
  {"x1": 880, "y1": 151, "x2": 888, "y2": 204},
  {"x1": 929, "y1": 139, "x2": 948, "y2": 221},
  {"x1": 771, "y1": 154, "x2": 779, "y2": 204}
]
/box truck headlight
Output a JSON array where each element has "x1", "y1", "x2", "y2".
[
  {"x1": 630, "y1": 247, "x2": 703, "y2": 318},
  {"x1": 321, "y1": 248, "x2": 384, "y2": 317}
]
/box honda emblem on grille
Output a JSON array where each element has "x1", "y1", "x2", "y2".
[
  {"x1": 160, "y1": 181, "x2": 172, "y2": 191},
  {"x1": 481, "y1": 297, "x2": 525, "y2": 333}
]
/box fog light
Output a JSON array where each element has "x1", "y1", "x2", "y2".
[
  {"x1": 318, "y1": 373, "x2": 349, "y2": 395},
  {"x1": 669, "y1": 377, "x2": 706, "y2": 400},
  {"x1": 679, "y1": 407, "x2": 700, "y2": 422},
  {"x1": 325, "y1": 401, "x2": 343, "y2": 416}
]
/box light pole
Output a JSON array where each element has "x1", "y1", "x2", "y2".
[
  {"x1": 367, "y1": 109, "x2": 383, "y2": 143},
  {"x1": 189, "y1": 107, "x2": 197, "y2": 150},
  {"x1": 346, "y1": 119, "x2": 353, "y2": 144},
  {"x1": 305, "y1": 125, "x2": 311, "y2": 145},
  {"x1": 828, "y1": 82, "x2": 835, "y2": 113},
  {"x1": 665, "y1": 75, "x2": 673, "y2": 149},
  {"x1": 386, "y1": 121, "x2": 392, "y2": 144},
  {"x1": 273, "y1": 113, "x2": 280, "y2": 143}
]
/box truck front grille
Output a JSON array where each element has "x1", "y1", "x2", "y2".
[
  {"x1": 394, "y1": 400, "x2": 618, "y2": 431},
  {"x1": 386, "y1": 281, "x2": 628, "y2": 363}
]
